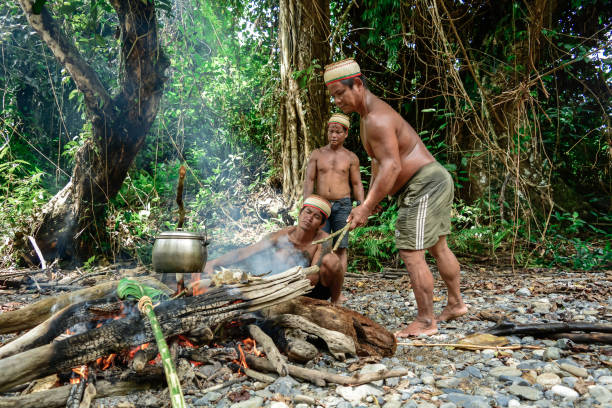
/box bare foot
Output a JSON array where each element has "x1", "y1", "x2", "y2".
[
  {"x1": 394, "y1": 319, "x2": 438, "y2": 338},
  {"x1": 436, "y1": 304, "x2": 468, "y2": 322}
]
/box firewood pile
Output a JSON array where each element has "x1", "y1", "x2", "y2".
[{"x1": 0, "y1": 265, "x2": 400, "y2": 408}]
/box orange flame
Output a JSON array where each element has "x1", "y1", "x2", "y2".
[
  {"x1": 70, "y1": 365, "x2": 88, "y2": 384},
  {"x1": 191, "y1": 273, "x2": 209, "y2": 296},
  {"x1": 128, "y1": 343, "x2": 150, "y2": 359},
  {"x1": 96, "y1": 353, "x2": 116, "y2": 370}
]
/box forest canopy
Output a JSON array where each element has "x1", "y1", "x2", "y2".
[{"x1": 0, "y1": 0, "x2": 610, "y2": 271}]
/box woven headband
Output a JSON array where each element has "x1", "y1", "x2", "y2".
[
  {"x1": 302, "y1": 195, "x2": 331, "y2": 219},
  {"x1": 324, "y1": 58, "x2": 361, "y2": 86},
  {"x1": 328, "y1": 113, "x2": 350, "y2": 130}
]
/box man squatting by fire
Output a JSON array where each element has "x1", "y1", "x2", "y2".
[
  {"x1": 203, "y1": 195, "x2": 345, "y2": 305},
  {"x1": 303, "y1": 112, "x2": 365, "y2": 288},
  {"x1": 324, "y1": 58, "x2": 468, "y2": 337}
]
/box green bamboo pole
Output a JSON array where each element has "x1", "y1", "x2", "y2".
[{"x1": 117, "y1": 279, "x2": 186, "y2": 408}]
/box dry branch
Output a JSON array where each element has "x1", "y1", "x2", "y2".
[
  {"x1": 245, "y1": 354, "x2": 408, "y2": 386},
  {"x1": 247, "y1": 324, "x2": 288, "y2": 376}
]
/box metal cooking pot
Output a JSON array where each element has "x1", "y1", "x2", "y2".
[{"x1": 152, "y1": 230, "x2": 208, "y2": 274}]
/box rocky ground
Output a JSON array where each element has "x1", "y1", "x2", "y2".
[{"x1": 2, "y1": 266, "x2": 611, "y2": 407}]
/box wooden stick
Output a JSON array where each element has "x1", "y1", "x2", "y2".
[
  {"x1": 332, "y1": 225, "x2": 349, "y2": 252},
  {"x1": 198, "y1": 377, "x2": 246, "y2": 394},
  {"x1": 312, "y1": 224, "x2": 350, "y2": 245},
  {"x1": 397, "y1": 342, "x2": 543, "y2": 350},
  {"x1": 245, "y1": 354, "x2": 408, "y2": 386},
  {"x1": 176, "y1": 165, "x2": 186, "y2": 229},
  {"x1": 244, "y1": 367, "x2": 276, "y2": 383},
  {"x1": 25, "y1": 236, "x2": 43, "y2": 291},
  {"x1": 247, "y1": 324, "x2": 288, "y2": 376}
]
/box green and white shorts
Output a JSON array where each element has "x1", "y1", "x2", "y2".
[{"x1": 395, "y1": 161, "x2": 454, "y2": 250}]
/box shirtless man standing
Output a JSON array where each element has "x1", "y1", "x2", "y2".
[
  {"x1": 324, "y1": 58, "x2": 467, "y2": 336},
  {"x1": 303, "y1": 113, "x2": 365, "y2": 279},
  {"x1": 203, "y1": 195, "x2": 344, "y2": 304}
]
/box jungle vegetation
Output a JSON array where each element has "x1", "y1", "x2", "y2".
[{"x1": 0, "y1": 0, "x2": 610, "y2": 272}]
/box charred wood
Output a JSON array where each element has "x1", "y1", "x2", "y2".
[
  {"x1": 549, "y1": 332, "x2": 612, "y2": 344},
  {"x1": 487, "y1": 321, "x2": 612, "y2": 337},
  {"x1": 0, "y1": 276, "x2": 169, "y2": 335},
  {"x1": 0, "y1": 269, "x2": 311, "y2": 391}
]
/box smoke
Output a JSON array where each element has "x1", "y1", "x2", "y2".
[{"x1": 218, "y1": 233, "x2": 309, "y2": 276}]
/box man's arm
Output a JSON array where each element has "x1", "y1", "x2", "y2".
[
  {"x1": 349, "y1": 153, "x2": 365, "y2": 203},
  {"x1": 348, "y1": 117, "x2": 400, "y2": 228},
  {"x1": 361, "y1": 118, "x2": 401, "y2": 210},
  {"x1": 303, "y1": 151, "x2": 318, "y2": 199},
  {"x1": 311, "y1": 240, "x2": 332, "y2": 267},
  {"x1": 204, "y1": 231, "x2": 279, "y2": 274}
]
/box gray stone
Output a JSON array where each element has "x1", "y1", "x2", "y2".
[
  {"x1": 556, "y1": 338, "x2": 571, "y2": 350},
  {"x1": 499, "y1": 375, "x2": 530, "y2": 386},
  {"x1": 559, "y1": 363, "x2": 588, "y2": 378},
  {"x1": 229, "y1": 396, "x2": 264, "y2": 408},
  {"x1": 266, "y1": 376, "x2": 300, "y2": 396},
  {"x1": 295, "y1": 405, "x2": 309, "y2": 408},
  {"x1": 445, "y1": 393, "x2": 490, "y2": 407},
  {"x1": 481, "y1": 349, "x2": 496, "y2": 359},
  {"x1": 359, "y1": 363, "x2": 388, "y2": 386},
  {"x1": 536, "y1": 372, "x2": 562, "y2": 388},
  {"x1": 543, "y1": 347, "x2": 561, "y2": 361},
  {"x1": 386, "y1": 376, "x2": 400, "y2": 387},
  {"x1": 495, "y1": 395, "x2": 512, "y2": 407},
  {"x1": 382, "y1": 401, "x2": 402, "y2": 408},
  {"x1": 401, "y1": 401, "x2": 418, "y2": 408},
  {"x1": 517, "y1": 288, "x2": 531, "y2": 296},
  {"x1": 550, "y1": 385, "x2": 579, "y2": 400},
  {"x1": 594, "y1": 369, "x2": 611, "y2": 379},
  {"x1": 465, "y1": 366, "x2": 483, "y2": 379},
  {"x1": 435, "y1": 377, "x2": 463, "y2": 389},
  {"x1": 416, "y1": 403, "x2": 436, "y2": 408},
  {"x1": 336, "y1": 403, "x2": 353, "y2": 408},
  {"x1": 336, "y1": 384, "x2": 383, "y2": 403},
  {"x1": 507, "y1": 384, "x2": 543, "y2": 401},
  {"x1": 439, "y1": 403, "x2": 457, "y2": 408},
  {"x1": 421, "y1": 374, "x2": 435, "y2": 385},
  {"x1": 269, "y1": 402, "x2": 290, "y2": 408},
  {"x1": 193, "y1": 391, "x2": 222, "y2": 406},
  {"x1": 561, "y1": 377, "x2": 578, "y2": 388},
  {"x1": 490, "y1": 366, "x2": 522, "y2": 377},
  {"x1": 598, "y1": 376, "x2": 612, "y2": 384},
  {"x1": 588, "y1": 385, "x2": 612, "y2": 403}
]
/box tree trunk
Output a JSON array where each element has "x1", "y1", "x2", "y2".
[
  {"x1": 278, "y1": 0, "x2": 330, "y2": 202},
  {"x1": 16, "y1": 0, "x2": 169, "y2": 261}
]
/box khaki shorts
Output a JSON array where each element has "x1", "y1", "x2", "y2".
[{"x1": 395, "y1": 161, "x2": 454, "y2": 250}]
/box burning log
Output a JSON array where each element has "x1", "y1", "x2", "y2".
[
  {"x1": 0, "y1": 267, "x2": 312, "y2": 392},
  {"x1": 0, "y1": 276, "x2": 170, "y2": 335}
]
